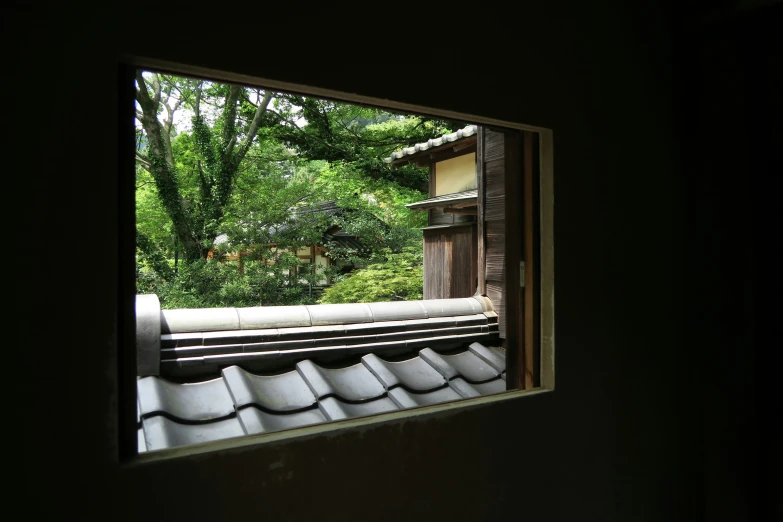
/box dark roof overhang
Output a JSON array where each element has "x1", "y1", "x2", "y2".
[{"x1": 405, "y1": 189, "x2": 478, "y2": 211}]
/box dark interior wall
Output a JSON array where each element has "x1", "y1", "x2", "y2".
[
  {"x1": 9, "y1": 1, "x2": 768, "y2": 520},
  {"x1": 679, "y1": 5, "x2": 776, "y2": 521}
]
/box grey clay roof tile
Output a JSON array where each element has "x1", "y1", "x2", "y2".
[
  {"x1": 421, "y1": 298, "x2": 484, "y2": 318},
  {"x1": 319, "y1": 396, "x2": 399, "y2": 421},
  {"x1": 237, "y1": 305, "x2": 312, "y2": 329},
  {"x1": 222, "y1": 366, "x2": 316, "y2": 411},
  {"x1": 237, "y1": 406, "x2": 328, "y2": 435},
  {"x1": 468, "y1": 342, "x2": 506, "y2": 373},
  {"x1": 139, "y1": 340, "x2": 506, "y2": 452},
  {"x1": 385, "y1": 124, "x2": 478, "y2": 163},
  {"x1": 138, "y1": 428, "x2": 147, "y2": 453},
  {"x1": 387, "y1": 386, "x2": 463, "y2": 409},
  {"x1": 136, "y1": 375, "x2": 235, "y2": 422},
  {"x1": 296, "y1": 359, "x2": 386, "y2": 401},
  {"x1": 161, "y1": 308, "x2": 240, "y2": 334},
  {"x1": 430, "y1": 349, "x2": 500, "y2": 383},
  {"x1": 202, "y1": 328, "x2": 279, "y2": 345},
  {"x1": 142, "y1": 415, "x2": 245, "y2": 451},
  {"x1": 470, "y1": 378, "x2": 508, "y2": 396},
  {"x1": 448, "y1": 377, "x2": 482, "y2": 398},
  {"x1": 361, "y1": 353, "x2": 446, "y2": 392},
  {"x1": 366, "y1": 300, "x2": 428, "y2": 322},
  {"x1": 305, "y1": 303, "x2": 374, "y2": 326},
  {"x1": 418, "y1": 348, "x2": 460, "y2": 380},
  {"x1": 160, "y1": 332, "x2": 204, "y2": 348}
]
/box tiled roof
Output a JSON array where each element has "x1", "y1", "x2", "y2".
[
  {"x1": 138, "y1": 296, "x2": 499, "y2": 379},
  {"x1": 135, "y1": 295, "x2": 504, "y2": 453},
  {"x1": 384, "y1": 124, "x2": 478, "y2": 164},
  {"x1": 137, "y1": 342, "x2": 507, "y2": 453},
  {"x1": 405, "y1": 189, "x2": 478, "y2": 210}
]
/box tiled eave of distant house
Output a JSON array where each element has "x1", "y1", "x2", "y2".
[
  {"x1": 405, "y1": 189, "x2": 478, "y2": 211},
  {"x1": 384, "y1": 124, "x2": 478, "y2": 167},
  {"x1": 135, "y1": 295, "x2": 505, "y2": 452}
]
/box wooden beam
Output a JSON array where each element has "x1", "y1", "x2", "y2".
[
  {"x1": 523, "y1": 131, "x2": 536, "y2": 390},
  {"x1": 504, "y1": 129, "x2": 524, "y2": 390},
  {"x1": 476, "y1": 126, "x2": 486, "y2": 296},
  {"x1": 453, "y1": 140, "x2": 475, "y2": 153},
  {"x1": 428, "y1": 163, "x2": 436, "y2": 226},
  {"x1": 443, "y1": 208, "x2": 477, "y2": 215},
  {"x1": 428, "y1": 145, "x2": 477, "y2": 164},
  {"x1": 428, "y1": 163, "x2": 436, "y2": 197}
]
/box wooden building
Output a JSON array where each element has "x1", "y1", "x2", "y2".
[{"x1": 391, "y1": 125, "x2": 512, "y2": 339}]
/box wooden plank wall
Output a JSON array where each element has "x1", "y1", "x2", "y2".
[
  {"x1": 451, "y1": 225, "x2": 477, "y2": 298},
  {"x1": 423, "y1": 225, "x2": 477, "y2": 300},
  {"x1": 481, "y1": 128, "x2": 507, "y2": 339},
  {"x1": 430, "y1": 208, "x2": 474, "y2": 226},
  {"x1": 424, "y1": 229, "x2": 448, "y2": 300}
]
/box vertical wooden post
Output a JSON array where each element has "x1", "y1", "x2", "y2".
[
  {"x1": 476, "y1": 126, "x2": 486, "y2": 296},
  {"x1": 523, "y1": 131, "x2": 536, "y2": 389},
  {"x1": 504, "y1": 129, "x2": 524, "y2": 389}
]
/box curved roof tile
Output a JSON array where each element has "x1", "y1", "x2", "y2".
[
  {"x1": 385, "y1": 124, "x2": 478, "y2": 163},
  {"x1": 137, "y1": 343, "x2": 506, "y2": 452}
]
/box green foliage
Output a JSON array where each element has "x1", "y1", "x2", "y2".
[
  {"x1": 318, "y1": 248, "x2": 424, "y2": 304},
  {"x1": 139, "y1": 257, "x2": 322, "y2": 309},
  {"x1": 270, "y1": 95, "x2": 464, "y2": 191},
  {"x1": 135, "y1": 73, "x2": 470, "y2": 308},
  {"x1": 310, "y1": 161, "x2": 426, "y2": 264}
]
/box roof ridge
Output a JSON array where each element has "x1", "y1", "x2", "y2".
[{"x1": 384, "y1": 124, "x2": 478, "y2": 163}]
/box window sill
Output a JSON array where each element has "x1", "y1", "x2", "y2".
[{"x1": 123, "y1": 386, "x2": 552, "y2": 467}]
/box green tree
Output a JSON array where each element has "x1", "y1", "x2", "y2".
[
  {"x1": 269, "y1": 95, "x2": 463, "y2": 192},
  {"x1": 135, "y1": 72, "x2": 274, "y2": 260},
  {"x1": 318, "y1": 249, "x2": 424, "y2": 304},
  {"x1": 134, "y1": 72, "x2": 457, "y2": 307}
]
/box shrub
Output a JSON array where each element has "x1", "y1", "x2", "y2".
[{"x1": 318, "y1": 249, "x2": 423, "y2": 304}]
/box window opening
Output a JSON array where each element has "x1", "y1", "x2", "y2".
[{"x1": 128, "y1": 68, "x2": 547, "y2": 455}]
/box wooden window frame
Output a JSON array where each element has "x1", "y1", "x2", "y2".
[{"x1": 120, "y1": 58, "x2": 555, "y2": 463}]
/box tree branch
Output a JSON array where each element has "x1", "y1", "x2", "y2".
[
  {"x1": 193, "y1": 80, "x2": 203, "y2": 118},
  {"x1": 135, "y1": 151, "x2": 152, "y2": 170},
  {"x1": 150, "y1": 73, "x2": 162, "y2": 107},
  {"x1": 231, "y1": 90, "x2": 273, "y2": 168},
  {"x1": 221, "y1": 85, "x2": 242, "y2": 156},
  {"x1": 135, "y1": 71, "x2": 194, "y2": 251},
  {"x1": 135, "y1": 71, "x2": 153, "y2": 108},
  {"x1": 225, "y1": 135, "x2": 237, "y2": 159},
  {"x1": 266, "y1": 108, "x2": 350, "y2": 156},
  {"x1": 161, "y1": 97, "x2": 183, "y2": 167}
]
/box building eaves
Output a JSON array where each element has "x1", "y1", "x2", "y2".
[
  {"x1": 384, "y1": 124, "x2": 478, "y2": 164},
  {"x1": 405, "y1": 189, "x2": 478, "y2": 211}
]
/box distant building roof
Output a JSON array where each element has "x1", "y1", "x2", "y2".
[
  {"x1": 384, "y1": 124, "x2": 478, "y2": 165},
  {"x1": 405, "y1": 189, "x2": 478, "y2": 211}
]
